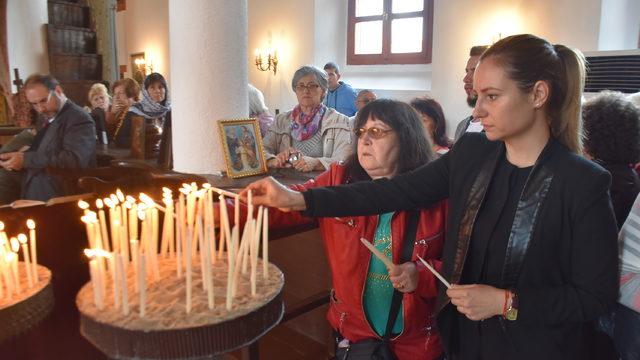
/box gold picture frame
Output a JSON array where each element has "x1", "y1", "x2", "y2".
[{"x1": 217, "y1": 118, "x2": 268, "y2": 178}]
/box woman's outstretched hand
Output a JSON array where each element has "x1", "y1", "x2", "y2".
[{"x1": 242, "y1": 176, "x2": 307, "y2": 212}]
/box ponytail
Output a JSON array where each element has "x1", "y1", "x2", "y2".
[{"x1": 551, "y1": 44, "x2": 586, "y2": 153}]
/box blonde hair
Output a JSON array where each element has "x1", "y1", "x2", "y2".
[
  {"x1": 481, "y1": 34, "x2": 586, "y2": 153},
  {"x1": 87, "y1": 83, "x2": 111, "y2": 102}
]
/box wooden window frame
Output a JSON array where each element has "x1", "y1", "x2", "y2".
[{"x1": 347, "y1": 0, "x2": 433, "y2": 65}]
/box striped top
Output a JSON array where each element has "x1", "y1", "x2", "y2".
[{"x1": 618, "y1": 193, "x2": 640, "y2": 312}]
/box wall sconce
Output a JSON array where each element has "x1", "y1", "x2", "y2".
[{"x1": 254, "y1": 48, "x2": 278, "y2": 75}]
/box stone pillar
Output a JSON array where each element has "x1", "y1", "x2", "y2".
[{"x1": 169, "y1": 0, "x2": 248, "y2": 174}]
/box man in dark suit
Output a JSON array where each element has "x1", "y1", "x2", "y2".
[{"x1": 0, "y1": 74, "x2": 96, "y2": 201}]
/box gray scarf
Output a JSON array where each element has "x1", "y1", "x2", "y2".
[{"x1": 129, "y1": 88, "x2": 171, "y2": 119}]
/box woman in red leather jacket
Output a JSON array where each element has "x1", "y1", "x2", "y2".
[{"x1": 265, "y1": 99, "x2": 447, "y2": 359}]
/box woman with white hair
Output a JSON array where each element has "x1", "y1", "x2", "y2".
[
  {"x1": 86, "y1": 82, "x2": 112, "y2": 144},
  {"x1": 262, "y1": 65, "x2": 352, "y2": 172},
  {"x1": 248, "y1": 84, "x2": 273, "y2": 136}
]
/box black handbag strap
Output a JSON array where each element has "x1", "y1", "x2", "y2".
[{"x1": 383, "y1": 210, "x2": 419, "y2": 341}]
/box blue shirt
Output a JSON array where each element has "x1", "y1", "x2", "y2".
[{"x1": 324, "y1": 81, "x2": 358, "y2": 117}]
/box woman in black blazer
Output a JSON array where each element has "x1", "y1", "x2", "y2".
[{"x1": 245, "y1": 34, "x2": 618, "y2": 360}]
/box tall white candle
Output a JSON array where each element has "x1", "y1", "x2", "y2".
[
  {"x1": 9, "y1": 239, "x2": 20, "y2": 294},
  {"x1": 263, "y1": 209, "x2": 269, "y2": 279},
  {"x1": 26, "y1": 219, "x2": 38, "y2": 283},
  {"x1": 115, "y1": 253, "x2": 128, "y2": 315},
  {"x1": 96, "y1": 199, "x2": 111, "y2": 252},
  {"x1": 130, "y1": 239, "x2": 139, "y2": 293},
  {"x1": 185, "y1": 227, "x2": 192, "y2": 314},
  {"x1": 17, "y1": 234, "x2": 33, "y2": 289},
  {"x1": 139, "y1": 254, "x2": 146, "y2": 317}
]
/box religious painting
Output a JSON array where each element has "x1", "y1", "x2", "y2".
[
  {"x1": 130, "y1": 52, "x2": 146, "y2": 85},
  {"x1": 217, "y1": 119, "x2": 267, "y2": 178}
]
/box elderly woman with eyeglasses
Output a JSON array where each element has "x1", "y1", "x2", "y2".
[
  {"x1": 232, "y1": 99, "x2": 446, "y2": 358},
  {"x1": 263, "y1": 65, "x2": 352, "y2": 172}
]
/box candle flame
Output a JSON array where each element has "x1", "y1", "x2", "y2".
[
  {"x1": 104, "y1": 198, "x2": 114, "y2": 208},
  {"x1": 116, "y1": 189, "x2": 125, "y2": 202},
  {"x1": 179, "y1": 188, "x2": 190, "y2": 195},
  {"x1": 95, "y1": 199, "x2": 104, "y2": 209},
  {"x1": 126, "y1": 195, "x2": 136, "y2": 203},
  {"x1": 162, "y1": 187, "x2": 172, "y2": 194},
  {"x1": 124, "y1": 201, "x2": 133, "y2": 209},
  {"x1": 162, "y1": 196, "x2": 173, "y2": 206},
  {"x1": 94, "y1": 248, "x2": 112, "y2": 259},
  {"x1": 202, "y1": 183, "x2": 211, "y2": 189},
  {"x1": 138, "y1": 210, "x2": 146, "y2": 221},
  {"x1": 0, "y1": 221, "x2": 4, "y2": 231},
  {"x1": 84, "y1": 248, "x2": 96, "y2": 258},
  {"x1": 78, "y1": 200, "x2": 90, "y2": 210},
  {"x1": 26, "y1": 219, "x2": 35, "y2": 229},
  {"x1": 10, "y1": 237, "x2": 19, "y2": 252},
  {"x1": 139, "y1": 193, "x2": 155, "y2": 206},
  {"x1": 110, "y1": 194, "x2": 119, "y2": 204},
  {"x1": 17, "y1": 233, "x2": 27, "y2": 244}
]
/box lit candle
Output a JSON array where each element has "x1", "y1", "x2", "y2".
[
  {"x1": 82, "y1": 214, "x2": 97, "y2": 248},
  {"x1": 96, "y1": 199, "x2": 111, "y2": 252},
  {"x1": 116, "y1": 189, "x2": 125, "y2": 203},
  {"x1": 129, "y1": 201, "x2": 138, "y2": 243},
  {"x1": 17, "y1": 234, "x2": 33, "y2": 289},
  {"x1": 26, "y1": 219, "x2": 38, "y2": 283},
  {"x1": 263, "y1": 209, "x2": 269, "y2": 279},
  {"x1": 105, "y1": 198, "x2": 120, "y2": 253},
  {"x1": 78, "y1": 200, "x2": 90, "y2": 215}
]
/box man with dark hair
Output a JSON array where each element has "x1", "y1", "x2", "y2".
[
  {"x1": 453, "y1": 45, "x2": 489, "y2": 142},
  {"x1": 0, "y1": 74, "x2": 96, "y2": 202},
  {"x1": 323, "y1": 62, "x2": 358, "y2": 117}
]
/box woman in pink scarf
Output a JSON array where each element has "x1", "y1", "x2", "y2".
[{"x1": 262, "y1": 65, "x2": 352, "y2": 172}]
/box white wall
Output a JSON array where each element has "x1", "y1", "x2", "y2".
[
  {"x1": 115, "y1": 0, "x2": 170, "y2": 83},
  {"x1": 598, "y1": 0, "x2": 640, "y2": 50},
  {"x1": 7, "y1": 0, "x2": 49, "y2": 92},
  {"x1": 254, "y1": 0, "x2": 605, "y2": 137},
  {"x1": 247, "y1": 0, "x2": 315, "y2": 114}
]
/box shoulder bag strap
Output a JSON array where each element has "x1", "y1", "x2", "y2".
[{"x1": 383, "y1": 210, "x2": 419, "y2": 341}]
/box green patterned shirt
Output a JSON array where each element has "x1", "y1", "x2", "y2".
[{"x1": 363, "y1": 212, "x2": 403, "y2": 336}]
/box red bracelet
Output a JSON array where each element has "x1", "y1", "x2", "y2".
[{"x1": 502, "y1": 290, "x2": 509, "y2": 317}]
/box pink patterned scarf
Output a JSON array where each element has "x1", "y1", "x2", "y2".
[{"x1": 290, "y1": 104, "x2": 326, "y2": 141}]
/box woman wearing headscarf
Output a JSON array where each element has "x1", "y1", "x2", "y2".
[{"x1": 114, "y1": 73, "x2": 171, "y2": 163}]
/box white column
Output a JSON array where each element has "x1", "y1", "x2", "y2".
[{"x1": 169, "y1": 0, "x2": 248, "y2": 174}]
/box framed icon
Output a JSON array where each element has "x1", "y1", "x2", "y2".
[{"x1": 217, "y1": 118, "x2": 268, "y2": 178}]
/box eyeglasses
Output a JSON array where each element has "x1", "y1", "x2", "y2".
[
  {"x1": 295, "y1": 83, "x2": 321, "y2": 92},
  {"x1": 29, "y1": 91, "x2": 53, "y2": 109},
  {"x1": 354, "y1": 127, "x2": 394, "y2": 139}
]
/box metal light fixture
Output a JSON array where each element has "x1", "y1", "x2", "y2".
[{"x1": 254, "y1": 48, "x2": 278, "y2": 75}]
